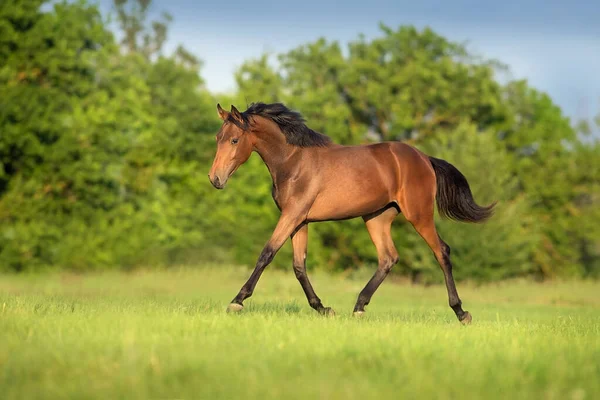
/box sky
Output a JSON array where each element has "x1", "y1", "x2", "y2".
[{"x1": 95, "y1": 0, "x2": 600, "y2": 123}]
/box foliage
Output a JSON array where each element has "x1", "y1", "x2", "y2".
[{"x1": 0, "y1": 0, "x2": 598, "y2": 280}]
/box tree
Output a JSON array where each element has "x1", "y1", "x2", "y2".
[
  {"x1": 0, "y1": 0, "x2": 132, "y2": 270},
  {"x1": 0, "y1": 0, "x2": 222, "y2": 270}
]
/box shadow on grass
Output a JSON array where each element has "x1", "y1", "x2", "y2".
[{"x1": 234, "y1": 301, "x2": 304, "y2": 316}]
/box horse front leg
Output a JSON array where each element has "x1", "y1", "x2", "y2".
[
  {"x1": 227, "y1": 211, "x2": 305, "y2": 312},
  {"x1": 291, "y1": 223, "x2": 334, "y2": 316}
]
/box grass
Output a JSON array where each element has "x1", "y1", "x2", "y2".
[{"x1": 0, "y1": 266, "x2": 599, "y2": 399}]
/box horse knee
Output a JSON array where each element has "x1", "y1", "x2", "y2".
[
  {"x1": 257, "y1": 246, "x2": 275, "y2": 267},
  {"x1": 381, "y1": 254, "x2": 398, "y2": 273},
  {"x1": 293, "y1": 262, "x2": 305, "y2": 279}
]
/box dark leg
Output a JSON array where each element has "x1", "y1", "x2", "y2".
[
  {"x1": 291, "y1": 224, "x2": 334, "y2": 316},
  {"x1": 353, "y1": 207, "x2": 399, "y2": 315},
  {"x1": 227, "y1": 212, "x2": 303, "y2": 312},
  {"x1": 228, "y1": 245, "x2": 276, "y2": 310},
  {"x1": 409, "y1": 215, "x2": 471, "y2": 324}
]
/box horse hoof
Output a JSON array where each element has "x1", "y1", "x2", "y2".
[
  {"x1": 226, "y1": 303, "x2": 244, "y2": 313},
  {"x1": 353, "y1": 311, "x2": 365, "y2": 318},
  {"x1": 460, "y1": 311, "x2": 472, "y2": 325},
  {"x1": 319, "y1": 307, "x2": 336, "y2": 317}
]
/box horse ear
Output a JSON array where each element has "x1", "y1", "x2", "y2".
[
  {"x1": 230, "y1": 105, "x2": 243, "y2": 122},
  {"x1": 217, "y1": 103, "x2": 228, "y2": 120}
]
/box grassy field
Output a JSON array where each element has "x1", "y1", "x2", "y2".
[{"x1": 1, "y1": 266, "x2": 599, "y2": 399}]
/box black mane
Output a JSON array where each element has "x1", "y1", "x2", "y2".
[{"x1": 232, "y1": 102, "x2": 332, "y2": 147}]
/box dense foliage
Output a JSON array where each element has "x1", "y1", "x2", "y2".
[{"x1": 1, "y1": 0, "x2": 598, "y2": 280}]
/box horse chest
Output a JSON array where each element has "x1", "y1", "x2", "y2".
[
  {"x1": 271, "y1": 174, "x2": 310, "y2": 212},
  {"x1": 271, "y1": 183, "x2": 282, "y2": 211}
]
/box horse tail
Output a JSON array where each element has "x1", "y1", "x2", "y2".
[{"x1": 429, "y1": 156, "x2": 496, "y2": 223}]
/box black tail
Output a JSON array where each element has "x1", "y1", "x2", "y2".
[{"x1": 429, "y1": 156, "x2": 496, "y2": 223}]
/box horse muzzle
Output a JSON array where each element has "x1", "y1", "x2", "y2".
[{"x1": 208, "y1": 174, "x2": 226, "y2": 189}]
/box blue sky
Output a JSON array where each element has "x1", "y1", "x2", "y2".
[{"x1": 95, "y1": 0, "x2": 600, "y2": 122}]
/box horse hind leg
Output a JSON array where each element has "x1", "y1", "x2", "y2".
[
  {"x1": 353, "y1": 206, "x2": 399, "y2": 316},
  {"x1": 400, "y1": 188, "x2": 472, "y2": 324}
]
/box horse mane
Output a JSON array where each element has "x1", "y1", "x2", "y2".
[{"x1": 233, "y1": 102, "x2": 332, "y2": 148}]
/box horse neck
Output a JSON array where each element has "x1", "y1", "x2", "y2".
[{"x1": 252, "y1": 124, "x2": 299, "y2": 182}]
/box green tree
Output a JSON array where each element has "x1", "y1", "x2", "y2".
[
  {"x1": 0, "y1": 0, "x2": 134, "y2": 270},
  {"x1": 499, "y1": 82, "x2": 594, "y2": 276},
  {"x1": 234, "y1": 54, "x2": 283, "y2": 104},
  {"x1": 0, "y1": 0, "x2": 222, "y2": 270}
]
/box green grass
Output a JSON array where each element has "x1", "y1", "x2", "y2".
[{"x1": 1, "y1": 267, "x2": 599, "y2": 399}]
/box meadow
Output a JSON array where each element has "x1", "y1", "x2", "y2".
[{"x1": 1, "y1": 266, "x2": 599, "y2": 399}]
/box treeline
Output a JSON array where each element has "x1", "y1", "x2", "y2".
[{"x1": 0, "y1": 0, "x2": 598, "y2": 281}]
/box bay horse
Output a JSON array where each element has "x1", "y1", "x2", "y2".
[{"x1": 208, "y1": 102, "x2": 495, "y2": 324}]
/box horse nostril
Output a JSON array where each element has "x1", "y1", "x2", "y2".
[
  {"x1": 210, "y1": 175, "x2": 224, "y2": 189},
  {"x1": 209, "y1": 174, "x2": 224, "y2": 189}
]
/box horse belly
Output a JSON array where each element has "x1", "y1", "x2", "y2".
[{"x1": 307, "y1": 168, "x2": 395, "y2": 221}]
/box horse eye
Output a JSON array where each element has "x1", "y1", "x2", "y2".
[{"x1": 231, "y1": 138, "x2": 239, "y2": 145}]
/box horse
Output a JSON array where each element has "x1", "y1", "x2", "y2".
[{"x1": 208, "y1": 102, "x2": 495, "y2": 324}]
